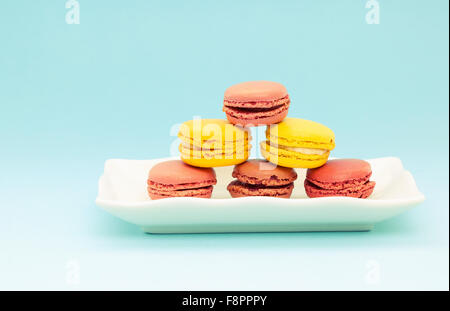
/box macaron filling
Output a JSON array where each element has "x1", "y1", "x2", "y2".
[
  {"x1": 179, "y1": 143, "x2": 250, "y2": 160},
  {"x1": 178, "y1": 133, "x2": 251, "y2": 147},
  {"x1": 223, "y1": 95, "x2": 290, "y2": 109},
  {"x1": 147, "y1": 179, "x2": 216, "y2": 191},
  {"x1": 269, "y1": 143, "x2": 328, "y2": 155},
  {"x1": 306, "y1": 174, "x2": 373, "y2": 190},
  {"x1": 180, "y1": 141, "x2": 250, "y2": 152}
]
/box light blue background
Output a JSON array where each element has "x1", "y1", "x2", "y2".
[{"x1": 0, "y1": 0, "x2": 448, "y2": 290}]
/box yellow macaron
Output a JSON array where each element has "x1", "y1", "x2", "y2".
[
  {"x1": 178, "y1": 119, "x2": 251, "y2": 167},
  {"x1": 260, "y1": 118, "x2": 335, "y2": 168}
]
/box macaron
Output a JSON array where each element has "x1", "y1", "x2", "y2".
[
  {"x1": 227, "y1": 159, "x2": 297, "y2": 198},
  {"x1": 222, "y1": 81, "x2": 290, "y2": 127},
  {"x1": 304, "y1": 159, "x2": 376, "y2": 199},
  {"x1": 147, "y1": 160, "x2": 217, "y2": 200},
  {"x1": 178, "y1": 119, "x2": 251, "y2": 167},
  {"x1": 261, "y1": 118, "x2": 335, "y2": 168}
]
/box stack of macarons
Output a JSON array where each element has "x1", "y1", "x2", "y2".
[{"x1": 147, "y1": 80, "x2": 375, "y2": 200}]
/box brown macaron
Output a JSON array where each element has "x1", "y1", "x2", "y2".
[{"x1": 227, "y1": 159, "x2": 297, "y2": 198}]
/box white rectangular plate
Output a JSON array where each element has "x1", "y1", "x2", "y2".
[{"x1": 95, "y1": 157, "x2": 425, "y2": 233}]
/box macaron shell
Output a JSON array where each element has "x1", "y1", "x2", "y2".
[
  {"x1": 224, "y1": 81, "x2": 288, "y2": 102},
  {"x1": 232, "y1": 159, "x2": 297, "y2": 186},
  {"x1": 180, "y1": 151, "x2": 249, "y2": 168},
  {"x1": 148, "y1": 185, "x2": 214, "y2": 200},
  {"x1": 147, "y1": 160, "x2": 217, "y2": 186},
  {"x1": 178, "y1": 119, "x2": 249, "y2": 145},
  {"x1": 267, "y1": 118, "x2": 335, "y2": 150},
  {"x1": 227, "y1": 180, "x2": 294, "y2": 198},
  {"x1": 306, "y1": 159, "x2": 373, "y2": 183},
  {"x1": 260, "y1": 141, "x2": 330, "y2": 168},
  {"x1": 304, "y1": 180, "x2": 376, "y2": 199},
  {"x1": 179, "y1": 136, "x2": 250, "y2": 150}
]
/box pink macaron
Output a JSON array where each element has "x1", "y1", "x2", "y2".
[
  {"x1": 304, "y1": 159, "x2": 376, "y2": 199},
  {"x1": 222, "y1": 81, "x2": 290, "y2": 127},
  {"x1": 147, "y1": 160, "x2": 217, "y2": 200},
  {"x1": 227, "y1": 159, "x2": 298, "y2": 198}
]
